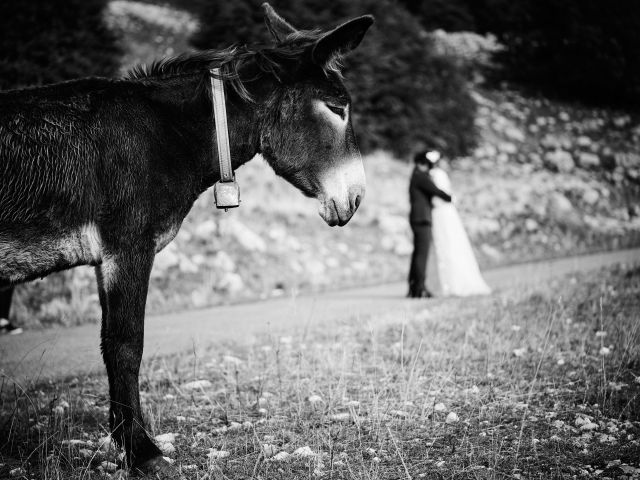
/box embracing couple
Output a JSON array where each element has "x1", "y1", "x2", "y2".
[{"x1": 407, "y1": 149, "x2": 491, "y2": 298}]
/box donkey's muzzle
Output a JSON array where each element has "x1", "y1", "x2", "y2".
[{"x1": 318, "y1": 159, "x2": 366, "y2": 227}]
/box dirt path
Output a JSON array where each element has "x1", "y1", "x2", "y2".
[{"x1": 1, "y1": 248, "x2": 638, "y2": 383}]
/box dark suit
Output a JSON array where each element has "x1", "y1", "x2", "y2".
[{"x1": 408, "y1": 167, "x2": 452, "y2": 295}]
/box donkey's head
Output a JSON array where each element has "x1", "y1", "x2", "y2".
[{"x1": 255, "y1": 4, "x2": 373, "y2": 226}]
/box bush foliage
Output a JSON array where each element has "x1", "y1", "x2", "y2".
[
  {"x1": 191, "y1": 0, "x2": 477, "y2": 158},
  {"x1": 0, "y1": 0, "x2": 120, "y2": 91},
  {"x1": 403, "y1": 0, "x2": 640, "y2": 107}
]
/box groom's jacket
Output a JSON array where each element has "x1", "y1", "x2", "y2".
[{"x1": 409, "y1": 168, "x2": 452, "y2": 224}]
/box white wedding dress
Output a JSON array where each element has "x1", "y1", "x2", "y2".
[{"x1": 426, "y1": 168, "x2": 491, "y2": 297}]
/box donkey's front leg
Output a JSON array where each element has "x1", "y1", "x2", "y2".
[{"x1": 97, "y1": 249, "x2": 179, "y2": 478}]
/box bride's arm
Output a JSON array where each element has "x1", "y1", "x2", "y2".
[{"x1": 417, "y1": 174, "x2": 452, "y2": 202}]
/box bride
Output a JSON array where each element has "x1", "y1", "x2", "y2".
[{"x1": 426, "y1": 153, "x2": 491, "y2": 297}]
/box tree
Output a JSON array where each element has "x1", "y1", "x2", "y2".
[{"x1": 192, "y1": 0, "x2": 477, "y2": 158}]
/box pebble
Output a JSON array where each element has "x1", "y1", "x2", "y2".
[
  {"x1": 207, "y1": 449, "x2": 230, "y2": 460},
  {"x1": 293, "y1": 446, "x2": 316, "y2": 458},
  {"x1": 445, "y1": 412, "x2": 460, "y2": 424}
]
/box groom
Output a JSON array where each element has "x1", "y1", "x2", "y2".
[{"x1": 407, "y1": 149, "x2": 452, "y2": 298}]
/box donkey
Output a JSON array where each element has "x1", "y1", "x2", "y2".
[{"x1": 0, "y1": 3, "x2": 373, "y2": 477}]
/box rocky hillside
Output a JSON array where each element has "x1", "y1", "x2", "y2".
[{"x1": 10, "y1": 1, "x2": 640, "y2": 327}]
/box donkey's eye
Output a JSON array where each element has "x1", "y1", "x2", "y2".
[{"x1": 326, "y1": 104, "x2": 347, "y2": 119}]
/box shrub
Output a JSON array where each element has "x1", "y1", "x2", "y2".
[
  {"x1": 403, "y1": 0, "x2": 640, "y2": 107},
  {"x1": 0, "y1": 0, "x2": 120, "y2": 91},
  {"x1": 191, "y1": 0, "x2": 477, "y2": 159}
]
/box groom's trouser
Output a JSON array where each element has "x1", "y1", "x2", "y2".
[
  {"x1": 408, "y1": 222, "x2": 431, "y2": 292},
  {"x1": 0, "y1": 287, "x2": 13, "y2": 319}
]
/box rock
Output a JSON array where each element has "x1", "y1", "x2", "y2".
[
  {"x1": 211, "y1": 251, "x2": 235, "y2": 272},
  {"x1": 524, "y1": 218, "x2": 538, "y2": 231},
  {"x1": 98, "y1": 435, "x2": 115, "y2": 453},
  {"x1": 504, "y1": 126, "x2": 525, "y2": 143},
  {"x1": 307, "y1": 394, "x2": 323, "y2": 405},
  {"x1": 547, "y1": 193, "x2": 577, "y2": 223},
  {"x1": 155, "y1": 433, "x2": 176, "y2": 444},
  {"x1": 544, "y1": 150, "x2": 574, "y2": 173},
  {"x1": 445, "y1": 412, "x2": 459, "y2": 424},
  {"x1": 480, "y1": 243, "x2": 502, "y2": 261},
  {"x1": 271, "y1": 451, "x2": 291, "y2": 462},
  {"x1": 217, "y1": 272, "x2": 244, "y2": 295},
  {"x1": 615, "y1": 152, "x2": 640, "y2": 169},
  {"x1": 577, "y1": 152, "x2": 600, "y2": 169},
  {"x1": 576, "y1": 136, "x2": 592, "y2": 148},
  {"x1": 540, "y1": 134, "x2": 571, "y2": 150},
  {"x1": 178, "y1": 256, "x2": 198, "y2": 274},
  {"x1": 498, "y1": 142, "x2": 518, "y2": 155},
  {"x1": 558, "y1": 111, "x2": 570, "y2": 122},
  {"x1": 153, "y1": 244, "x2": 179, "y2": 272},
  {"x1": 528, "y1": 152, "x2": 542, "y2": 166},
  {"x1": 158, "y1": 442, "x2": 175, "y2": 455},
  {"x1": 329, "y1": 412, "x2": 352, "y2": 423},
  {"x1": 194, "y1": 219, "x2": 217, "y2": 239},
  {"x1": 613, "y1": 115, "x2": 630, "y2": 128},
  {"x1": 377, "y1": 214, "x2": 408, "y2": 234},
  {"x1": 101, "y1": 461, "x2": 118, "y2": 473},
  {"x1": 221, "y1": 219, "x2": 266, "y2": 252},
  {"x1": 582, "y1": 188, "x2": 600, "y2": 205},
  {"x1": 393, "y1": 236, "x2": 413, "y2": 256},
  {"x1": 434, "y1": 403, "x2": 447, "y2": 413},
  {"x1": 293, "y1": 446, "x2": 316, "y2": 458},
  {"x1": 207, "y1": 449, "x2": 230, "y2": 460},
  {"x1": 262, "y1": 444, "x2": 278, "y2": 458},
  {"x1": 181, "y1": 380, "x2": 212, "y2": 391}
]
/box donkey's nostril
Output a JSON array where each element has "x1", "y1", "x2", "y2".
[{"x1": 354, "y1": 195, "x2": 362, "y2": 209}]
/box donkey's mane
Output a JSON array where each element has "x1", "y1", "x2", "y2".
[{"x1": 126, "y1": 31, "x2": 343, "y2": 102}]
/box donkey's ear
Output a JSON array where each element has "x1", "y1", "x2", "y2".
[
  {"x1": 311, "y1": 15, "x2": 374, "y2": 66},
  {"x1": 262, "y1": 3, "x2": 297, "y2": 43}
]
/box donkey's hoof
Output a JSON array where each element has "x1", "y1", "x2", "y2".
[{"x1": 135, "y1": 456, "x2": 184, "y2": 479}]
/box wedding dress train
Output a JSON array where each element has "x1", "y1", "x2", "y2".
[{"x1": 426, "y1": 168, "x2": 491, "y2": 297}]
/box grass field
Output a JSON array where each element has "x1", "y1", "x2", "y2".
[{"x1": 1, "y1": 263, "x2": 639, "y2": 479}]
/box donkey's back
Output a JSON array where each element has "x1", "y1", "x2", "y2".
[{"x1": 0, "y1": 79, "x2": 176, "y2": 287}]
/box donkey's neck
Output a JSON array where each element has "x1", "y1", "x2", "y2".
[{"x1": 147, "y1": 74, "x2": 261, "y2": 194}]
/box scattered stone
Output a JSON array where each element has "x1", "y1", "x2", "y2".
[
  {"x1": 576, "y1": 136, "x2": 592, "y2": 147},
  {"x1": 389, "y1": 410, "x2": 409, "y2": 419},
  {"x1": 271, "y1": 451, "x2": 291, "y2": 462},
  {"x1": 307, "y1": 394, "x2": 323, "y2": 405},
  {"x1": 582, "y1": 188, "x2": 600, "y2": 205},
  {"x1": 577, "y1": 152, "x2": 600, "y2": 169},
  {"x1": 329, "y1": 413, "x2": 351, "y2": 423},
  {"x1": 207, "y1": 449, "x2": 230, "y2": 460},
  {"x1": 262, "y1": 444, "x2": 278, "y2": 458},
  {"x1": 547, "y1": 193, "x2": 576, "y2": 223},
  {"x1": 434, "y1": 403, "x2": 447, "y2": 413},
  {"x1": 544, "y1": 150, "x2": 574, "y2": 173},
  {"x1": 79, "y1": 448, "x2": 93, "y2": 459},
  {"x1": 445, "y1": 412, "x2": 459, "y2": 424},
  {"x1": 9, "y1": 468, "x2": 26, "y2": 477},
  {"x1": 61, "y1": 439, "x2": 94, "y2": 448},
  {"x1": 513, "y1": 347, "x2": 526, "y2": 357},
  {"x1": 293, "y1": 446, "x2": 316, "y2": 458},
  {"x1": 181, "y1": 380, "x2": 212, "y2": 391},
  {"x1": 101, "y1": 461, "x2": 118, "y2": 473},
  {"x1": 155, "y1": 433, "x2": 176, "y2": 444},
  {"x1": 524, "y1": 218, "x2": 538, "y2": 231},
  {"x1": 98, "y1": 435, "x2": 115, "y2": 453},
  {"x1": 217, "y1": 272, "x2": 244, "y2": 295}
]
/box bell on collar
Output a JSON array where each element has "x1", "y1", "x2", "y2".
[{"x1": 214, "y1": 179, "x2": 241, "y2": 211}]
